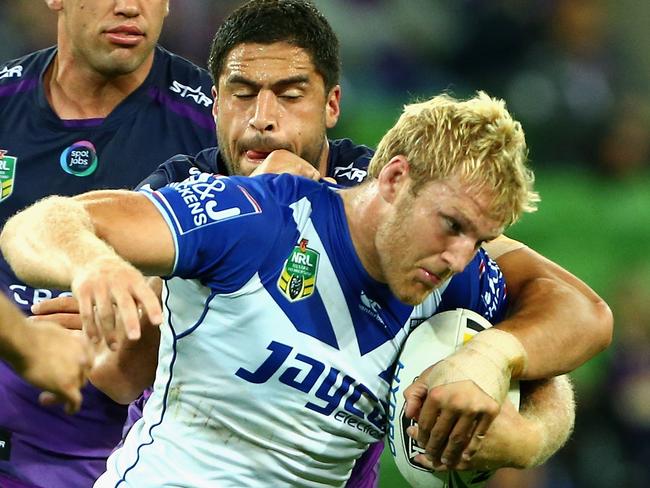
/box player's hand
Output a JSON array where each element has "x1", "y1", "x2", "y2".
[
  {"x1": 409, "y1": 398, "x2": 535, "y2": 471},
  {"x1": 403, "y1": 364, "x2": 500, "y2": 468},
  {"x1": 15, "y1": 319, "x2": 93, "y2": 414},
  {"x1": 30, "y1": 277, "x2": 163, "y2": 334},
  {"x1": 71, "y1": 257, "x2": 162, "y2": 349},
  {"x1": 30, "y1": 295, "x2": 82, "y2": 330},
  {"x1": 252, "y1": 149, "x2": 334, "y2": 183}
]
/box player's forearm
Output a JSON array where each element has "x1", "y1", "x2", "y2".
[
  {"x1": 471, "y1": 375, "x2": 575, "y2": 471},
  {"x1": 493, "y1": 245, "x2": 613, "y2": 379},
  {"x1": 0, "y1": 196, "x2": 122, "y2": 289},
  {"x1": 517, "y1": 375, "x2": 575, "y2": 468}
]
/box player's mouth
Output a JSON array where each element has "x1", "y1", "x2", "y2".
[
  {"x1": 104, "y1": 25, "x2": 145, "y2": 47},
  {"x1": 244, "y1": 150, "x2": 271, "y2": 164},
  {"x1": 416, "y1": 268, "x2": 444, "y2": 288}
]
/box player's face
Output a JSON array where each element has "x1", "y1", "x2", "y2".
[
  {"x1": 375, "y1": 174, "x2": 503, "y2": 306},
  {"x1": 214, "y1": 42, "x2": 341, "y2": 177},
  {"x1": 56, "y1": 0, "x2": 169, "y2": 77}
]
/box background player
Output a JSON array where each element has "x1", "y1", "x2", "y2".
[{"x1": 0, "y1": 0, "x2": 216, "y2": 486}]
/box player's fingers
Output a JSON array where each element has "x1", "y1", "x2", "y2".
[
  {"x1": 110, "y1": 287, "x2": 142, "y2": 342},
  {"x1": 79, "y1": 338, "x2": 94, "y2": 378},
  {"x1": 461, "y1": 414, "x2": 494, "y2": 461},
  {"x1": 31, "y1": 295, "x2": 79, "y2": 315},
  {"x1": 63, "y1": 388, "x2": 83, "y2": 415},
  {"x1": 77, "y1": 292, "x2": 100, "y2": 343},
  {"x1": 93, "y1": 287, "x2": 118, "y2": 348},
  {"x1": 28, "y1": 312, "x2": 83, "y2": 330},
  {"x1": 423, "y1": 410, "x2": 458, "y2": 462},
  {"x1": 403, "y1": 382, "x2": 428, "y2": 420},
  {"x1": 413, "y1": 387, "x2": 441, "y2": 434},
  {"x1": 413, "y1": 453, "x2": 447, "y2": 472},
  {"x1": 132, "y1": 281, "x2": 163, "y2": 328},
  {"x1": 440, "y1": 414, "x2": 476, "y2": 467},
  {"x1": 38, "y1": 391, "x2": 59, "y2": 407}
]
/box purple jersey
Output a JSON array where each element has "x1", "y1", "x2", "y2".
[
  {"x1": 127, "y1": 142, "x2": 508, "y2": 487},
  {"x1": 0, "y1": 46, "x2": 216, "y2": 487}
]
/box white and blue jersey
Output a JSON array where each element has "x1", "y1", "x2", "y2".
[
  {"x1": 99, "y1": 172, "x2": 449, "y2": 487},
  {"x1": 0, "y1": 45, "x2": 216, "y2": 488}
]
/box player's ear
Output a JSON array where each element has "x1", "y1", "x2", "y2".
[
  {"x1": 163, "y1": 0, "x2": 170, "y2": 16},
  {"x1": 324, "y1": 85, "x2": 341, "y2": 129},
  {"x1": 45, "y1": 0, "x2": 63, "y2": 12},
  {"x1": 211, "y1": 86, "x2": 218, "y2": 121},
  {"x1": 377, "y1": 156, "x2": 410, "y2": 204}
]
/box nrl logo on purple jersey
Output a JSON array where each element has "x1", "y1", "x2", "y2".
[{"x1": 0, "y1": 150, "x2": 18, "y2": 202}]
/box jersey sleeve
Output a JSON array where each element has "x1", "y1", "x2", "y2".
[
  {"x1": 437, "y1": 248, "x2": 508, "y2": 323},
  {"x1": 139, "y1": 172, "x2": 277, "y2": 292}
]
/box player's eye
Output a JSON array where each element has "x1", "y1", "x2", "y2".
[
  {"x1": 443, "y1": 215, "x2": 462, "y2": 235},
  {"x1": 279, "y1": 89, "x2": 302, "y2": 100}
]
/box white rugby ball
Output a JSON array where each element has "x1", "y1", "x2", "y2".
[{"x1": 387, "y1": 308, "x2": 520, "y2": 488}]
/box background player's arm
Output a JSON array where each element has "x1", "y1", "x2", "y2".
[
  {"x1": 0, "y1": 191, "x2": 174, "y2": 347},
  {"x1": 412, "y1": 375, "x2": 575, "y2": 471},
  {"x1": 0, "y1": 294, "x2": 93, "y2": 413},
  {"x1": 90, "y1": 320, "x2": 160, "y2": 404},
  {"x1": 485, "y1": 235, "x2": 613, "y2": 379}
]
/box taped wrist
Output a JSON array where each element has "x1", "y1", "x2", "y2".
[{"x1": 426, "y1": 328, "x2": 528, "y2": 403}]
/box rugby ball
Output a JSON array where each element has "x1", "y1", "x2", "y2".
[{"x1": 387, "y1": 308, "x2": 520, "y2": 488}]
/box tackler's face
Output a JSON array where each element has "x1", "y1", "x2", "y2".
[
  {"x1": 214, "y1": 42, "x2": 340, "y2": 177},
  {"x1": 53, "y1": 0, "x2": 169, "y2": 77},
  {"x1": 375, "y1": 171, "x2": 503, "y2": 306}
]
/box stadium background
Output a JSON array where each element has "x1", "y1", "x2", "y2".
[{"x1": 1, "y1": 1, "x2": 648, "y2": 486}]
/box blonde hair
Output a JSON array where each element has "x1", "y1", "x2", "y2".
[{"x1": 368, "y1": 91, "x2": 539, "y2": 227}]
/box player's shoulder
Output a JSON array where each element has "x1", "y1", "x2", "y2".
[
  {"x1": 327, "y1": 138, "x2": 374, "y2": 187},
  {"x1": 0, "y1": 46, "x2": 54, "y2": 89},
  {"x1": 137, "y1": 147, "x2": 219, "y2": 191},
  {"x1": 149, "y1": 46, "x2": 213, "y2": 110}
]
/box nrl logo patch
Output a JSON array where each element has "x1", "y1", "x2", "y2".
[
  {"x1": 277, "y1": 238, "x2": 319, "y2": 301},
  {"x1": 0, "y1": 150, "x2": 17, "y2": 202}
]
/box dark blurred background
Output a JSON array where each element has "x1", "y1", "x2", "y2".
[{"x1": 1, "y1": 1, "x2": 648, "y2": 486}]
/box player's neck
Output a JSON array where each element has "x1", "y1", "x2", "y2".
[
  {"x1": 340, "y1": 184, "x2": 384, "y2": 283},
  {"x1": 317, "y1": 140, "x2": 330, "y2": 176},
  {"x1": 44, "y1": 52, "x2": 153, "y2": 120}
]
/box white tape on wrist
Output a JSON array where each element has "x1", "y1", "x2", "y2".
[{"x1": 426, "y1": 328, "x2": 528, "y2": 403}]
